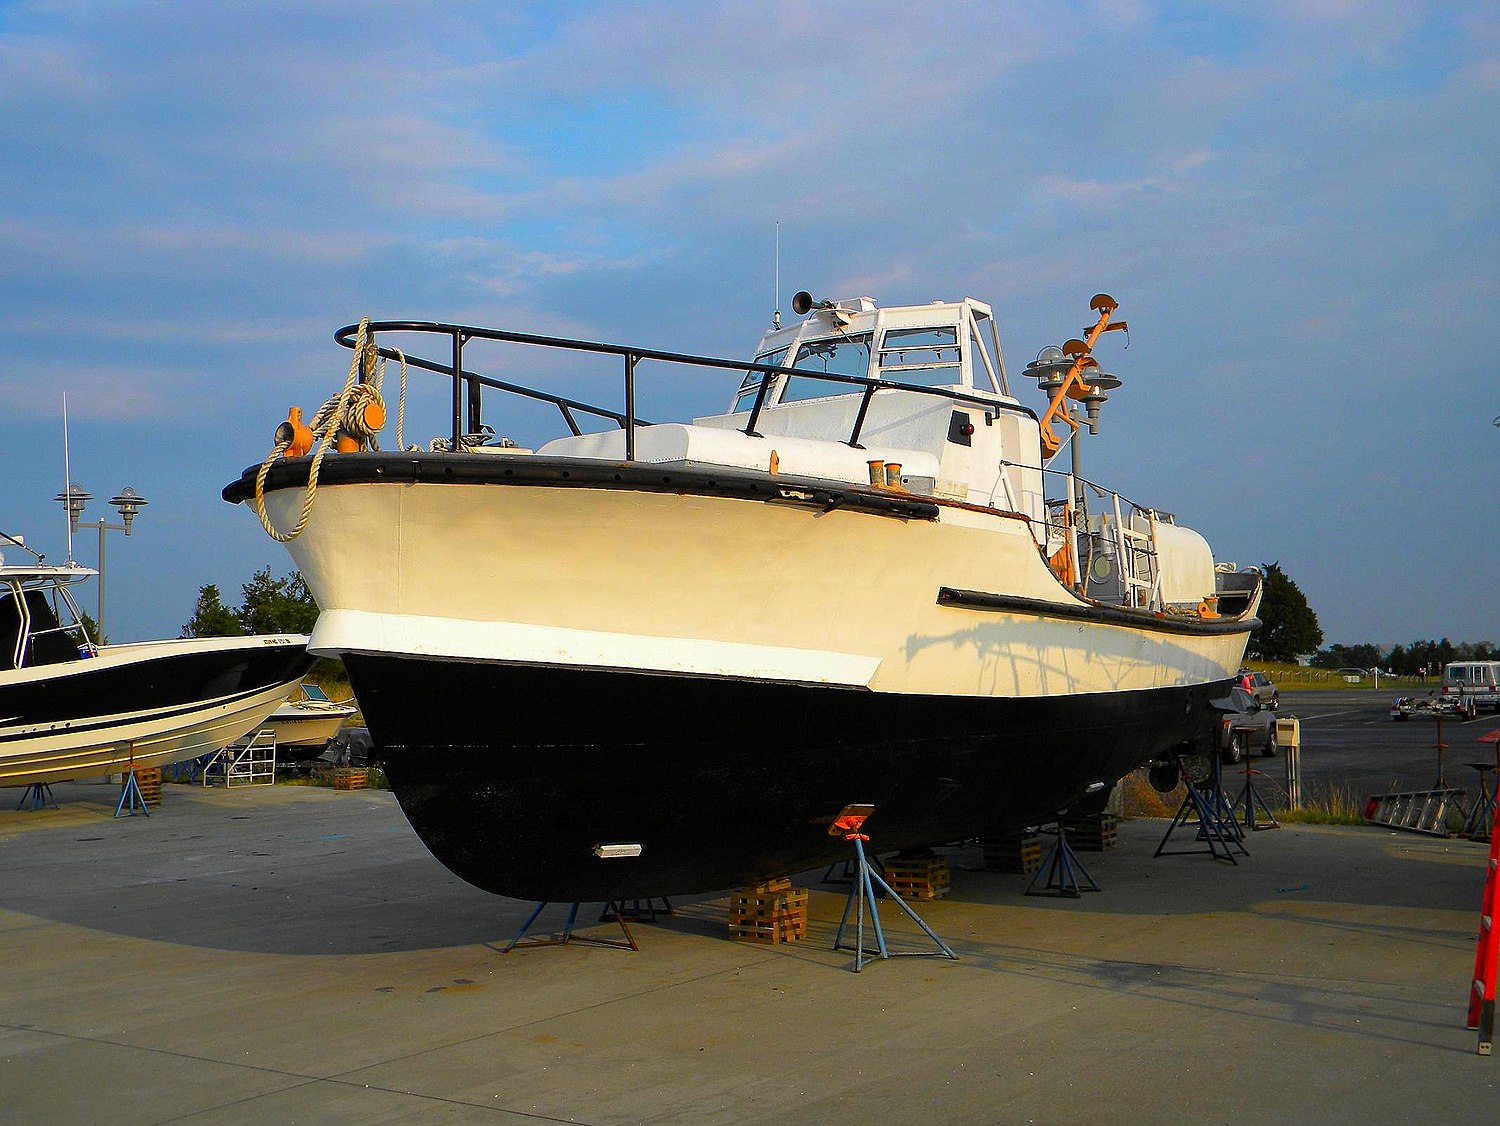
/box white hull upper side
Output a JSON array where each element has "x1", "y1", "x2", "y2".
[
  {"x1": 263, "y1": 705, "x2": 357, "y2": 747},
  {"x1": 260, "y1": 478, "x2": 1252, "y2": 701}
]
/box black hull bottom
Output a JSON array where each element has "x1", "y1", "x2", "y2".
[{"x1": 347, "y1": 655, "x2": 1229, "y2": 901}]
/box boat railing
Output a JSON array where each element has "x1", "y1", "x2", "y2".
[
  {"x1": 335, "y1": 321, "x2": 1036, "y2": 460},
  {"x1": 1035, "y1": 466, "x2": 1167, "y2": 609},
  {"x1": 1, "y1": 578, "x2": 95, "y2": 670}
]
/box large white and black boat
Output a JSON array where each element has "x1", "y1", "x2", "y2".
[
  {"x1": 224, "y1": 291, "x2": 1260, "y2": 900},
  {"x1": 0, "y1": 538, "x2": 314, "y2": 786}
]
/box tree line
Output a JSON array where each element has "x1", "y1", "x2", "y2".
[
  {"x1": 1247, "y1": 560, "x2": 1494, "y2": 672},
  {"x1": 181, "y1": 567, "x2": 318, "y2": 637},
  {"x1": 1311, "y1": 639, "x2": 1499, "y2": 676}
]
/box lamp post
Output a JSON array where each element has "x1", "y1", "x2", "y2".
[{"x1": 53, "y1": 482, "x2": 149, "y2": 642}]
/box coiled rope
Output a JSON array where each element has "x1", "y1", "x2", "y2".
[{"x1": 252, "y1": 318, "x2": 391, "y2": 543}]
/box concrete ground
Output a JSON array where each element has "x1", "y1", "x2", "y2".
[{"x1": 1, "y1": 778, "x2": 1495, "y2": 1125}]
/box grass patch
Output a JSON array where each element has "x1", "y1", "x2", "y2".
[
  {"x1": 1119, "y1": 768, "x2": 1184, "y2": 819},
  {"x1": 1251, "y1": 661, "x2": 1420, "y2": 692},
  {"x1": 1121, "y1": 767, "x2": 1372, "y2": 827},
  {"x1": 1275, "y1": 784, "x2": 1367, "y2": 825}
]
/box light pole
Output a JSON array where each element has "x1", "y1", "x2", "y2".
[{"x1": 53, "y1": 482, "x2": 149, "y2": 642}]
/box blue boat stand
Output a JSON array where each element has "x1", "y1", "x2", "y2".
[
  {"x1": 1025, "y1": 814, "x2": 1101, "y2": 898},
  {"x1": 1231, "y1": 757, "x2": 1280, "y2": 831},
  {"x1": 502, "y1": 901, "x2": 639, "y2": 952},
  {"x1": 114, "y1": 763, "x2": 150, "y2": 818},
  {"x1": 1155, "y1": 750, "x2": 1246, "y2": 863},
  {"x1": 832, "y1": 832, "x2": 957, "y2": 972},
  {"x1": 16, "y1": 782, "x2": 58, "y2": 811}
]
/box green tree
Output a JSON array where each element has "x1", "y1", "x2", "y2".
[
  {"x1": 77, "y1": 609, "x2": 108, "y2": 648},
  {"x1": 1249, "y1": 561, "x2": 1322, "y2": 662},
  {"x1": 1311, "y1": 642, "x2": 1382, "y2": 670},
  {"x1": 236, "y1": 567, "x2": 319, "y2": 635},
  {"x1": 180, "y1": 584, "x2": 246, "y2": 638}
]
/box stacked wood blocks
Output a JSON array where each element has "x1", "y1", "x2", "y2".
[
  {"x1": 884, "y1": 853, "x2": 951, "y2": 899},
  {"x1": 982, "y1": 832, "x2": 1043, "y2": 874},
  {"x1": 332, "y1": 766, "x2": 369, "y2": 791},
  {"x1": 1062, "y1": 812, "x2": 1118, "y2": 851},
  {"x1": 126, "y1": 767, "x2": 162, "y2": 807},
  {"x1": 728, "y1": 877, "x2": 808, "y2": 944}
]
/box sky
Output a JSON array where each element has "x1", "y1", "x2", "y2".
[{"x1": 1, "y1": 0, "x2": 1496, "y2": 649}]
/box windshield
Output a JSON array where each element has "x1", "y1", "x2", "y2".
[
  {"x1": 782, "y1": 333, "x2": 872, "y2": 402},
  {"x1": 732, "y1": 347, "x2": 788, "y2": 412}
]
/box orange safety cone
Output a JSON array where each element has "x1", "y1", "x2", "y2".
[{"x1": 1470, "y1": 746, "x2": 1500, "y2": 1054}]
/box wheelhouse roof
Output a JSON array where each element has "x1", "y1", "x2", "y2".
[{"x1": 752, "y1": 295, "x2": 1009, "y2": 397}]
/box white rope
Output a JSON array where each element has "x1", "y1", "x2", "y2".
[{"x1": 252, "y1": 318, "x2": 386, "y2": 543}]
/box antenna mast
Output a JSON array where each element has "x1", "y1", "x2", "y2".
[
  {"x1": 772, "y1": 222, "x2": 781, "y2": 329},
  {"x1": 62, "y1": 393, "x2": 75, "y2": 564}
]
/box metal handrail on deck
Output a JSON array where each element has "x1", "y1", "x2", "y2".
[{"x1": 334, "y1": 320, "x2": 1037, "y2": 458}]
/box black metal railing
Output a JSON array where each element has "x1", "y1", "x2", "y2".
[{"x1": 334, "y1": 320, "x2": 1036, "y2": 457}]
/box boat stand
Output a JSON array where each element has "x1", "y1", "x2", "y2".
[
  {"x1": 829, "y1": 805, "x2": 956, "y2": 973},
  {"x1": 1464, "y1": 762, "x2": 1496, "y2": 841},
  {"x1": 1025, "y1": 816, "x2": 1100, "y2": 898},
  {"x1": 1155, "y1": 753, "x2": 1246, "y2": 863},
  {"x1": 16, "y1": 782, "x2": 58, "y2": 811},
  {"x1": 114, "y1": 765, "x2": 150, "y2": 819},
  {"x1": 599, "y1": 897, "x2": 673, "y2": 923},
  {"x1": 1231, "y1": 760, "x2": 1280, "y2": 831},
  {"x1": 502, "y1": 901, "x2": 638, "y2": 953}
]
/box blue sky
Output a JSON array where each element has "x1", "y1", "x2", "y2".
[{"x1": 1, "y1": 0, "x2": 1496, "y2": 648}]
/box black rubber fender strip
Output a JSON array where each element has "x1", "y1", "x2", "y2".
[
  {"x1": 223, "y1": 452, "x2": 940, "y2": 521},
  {"x1": 937, "y1": 586, "x2": 1261, "y2": 637}
]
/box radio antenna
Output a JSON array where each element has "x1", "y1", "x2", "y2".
[
  {"x1": 62, "y1": 392, "x2": 75, "y2": 564},
  {"x1": 772, "y1": 221, "x2": 781, "y2": 330}
]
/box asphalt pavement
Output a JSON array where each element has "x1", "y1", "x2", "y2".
[
  {"x1": 1277, "y1": 689, "x2": 1500, "y2": 804},
  {"x1": 1, "y1": 771, "x2": 1496, "y2": 1124}
]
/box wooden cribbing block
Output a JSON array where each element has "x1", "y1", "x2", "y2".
[
  {"x1": 1062, "y1": 812, "x2": 1118, "y2": 852},
  {"x1": 127, "y1": 768, "x2": 163, "y2": 807},
  {"x1": 332, "y1": 767, "x2": 369, "y2": 791},
  {"x1": 982, "y1": 832, "x2": 1042, "y2": 874},
  {"x1": 884, "y1": 853, "x2": 951, "y2": 899},
  {"x1": 728, "y1": 879, "x2": 807, "y2": 944}
]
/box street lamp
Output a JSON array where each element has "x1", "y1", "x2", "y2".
[{"x1": 52, "y1": 482, "x2": 149, "y2": 642}]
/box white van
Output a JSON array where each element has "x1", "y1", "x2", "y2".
[{"x1": 1440, "y1": 661, "x2": 1500, "y2": 718}]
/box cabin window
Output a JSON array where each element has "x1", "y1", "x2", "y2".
[
  {"x1": 733, "y1": 347, "x2": 788, "y2": 412},
  {"x1": 782, "y1": 333, "x2": 872, "y2": 402},
  {"x1": 968, "y1": 325, "x2": 1000, "y2": 391},
  {"x1": 878, "y1": 326, "x2": 960, "y2": 387}
]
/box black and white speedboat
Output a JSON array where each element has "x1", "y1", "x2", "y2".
[
  {"x1": 225, "y1": 291, "x2": 1260, "y2": 900},
  {"x1": 0, "y1": 539, "x2": 314, "y2": 787}
]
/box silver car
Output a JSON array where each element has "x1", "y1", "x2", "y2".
[
  {"x1": 1238, "y1": 669, "x2": 1279, "y2": 710},
  {"x1": 1218, "y1": 687, "x2": 1278, "y2": 764}
]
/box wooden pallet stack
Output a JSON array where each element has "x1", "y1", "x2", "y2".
[
  {"x1": 127, "y1": 767, "x2": 163, "y2": 807},
  {"x1": 728, "y1": 877, "x2": 808, "y2": 944},
  {"x1": 884, "y1": 853, "x2": 951, "y2": 899},
  {"x1": 982, "y1": 832, "x2": 1043, "y2": 874},
  {"x1": 1062, "y1": 812, "x2": 1118, "y2": 851},
  {"x1": 332, "y1": 766, "x2": 369, "y2": 791}
]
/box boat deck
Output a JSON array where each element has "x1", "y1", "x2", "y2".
[{"x1": 0, "y1": 779, "x2": 1490, "y2": 1123}]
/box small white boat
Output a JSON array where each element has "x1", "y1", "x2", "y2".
[
  {"x1": 0, "y1": 541, "x2": 313, "y2": 787},
  {"x1": 262, "y1": 683, "x2": 357, "y2": 748}
]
